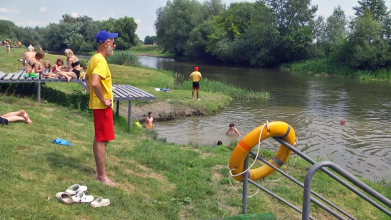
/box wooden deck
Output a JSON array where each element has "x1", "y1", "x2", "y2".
[{"x1": 0, "y1": 68, "x2": 156, "y2": 129}]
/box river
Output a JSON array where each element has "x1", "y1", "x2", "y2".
[{"x1": 136, "y1": 56, "x2": 391, "y2": 182}]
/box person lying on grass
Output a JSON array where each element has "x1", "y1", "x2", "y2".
[{"x1": 0, "y1": 110, "x2": 32, "y2": 125}]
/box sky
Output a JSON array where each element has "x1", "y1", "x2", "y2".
[{"x1": 0, "y1": 0, "x2": 384, "y2": 41}]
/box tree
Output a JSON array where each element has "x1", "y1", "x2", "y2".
[
  {"x1": 260, "y1": 0, "x2": 317, "y2": 63},
  {"x1": 353, "y1": 0, "x2": 389, "y2": 22},
  {"x1": 101, "y1": 17, "x2": 138, "y2": 50},
  {"x1": 155, "y1": 0, "x2": 204, "y2": 56},
  {"x1": 144, "y1": 36, "x2": 157, "y2": 45},
  {"x1": 202, "y1": 0, "x2": 226, "y2": 18},
  {"x1": 331, "y1": 11, "x2": 390, "y2": 69},
  {"x1": 185, "y1": 19, "x2": 219, "y2": 61},
  {"x1": 260, "y1": 0, "x2": 317, "y2": 35},
  {"x1": 325, "y1": 6, "x2": 347, "y2": 43},
  {"x1": 205, "y1": 2, "x2": 257, "y2": 63}
]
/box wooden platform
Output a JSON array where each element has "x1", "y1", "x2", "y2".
[
  {"x1": 112, "y1": 84, "x2": 156, "y2": 129},
  {"x1": 0, "y1": 68, "x2": 156, "y2": 129}
]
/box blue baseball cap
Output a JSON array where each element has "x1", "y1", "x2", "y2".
[{"x1": 95, "y1": 30, "x2": 118, "y2": 44}]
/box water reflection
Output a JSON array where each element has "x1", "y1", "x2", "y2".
[{"x1": 138, "y1": 56, "x2": 391, "y2": 181}]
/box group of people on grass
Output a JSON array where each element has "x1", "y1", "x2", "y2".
[{"x1": 22, "y1": 44, "x2": 85, "y2": 83}]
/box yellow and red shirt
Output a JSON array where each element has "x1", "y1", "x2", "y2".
[{"x1": 87, "y1": 53, "x2": 113, "y2": 109}]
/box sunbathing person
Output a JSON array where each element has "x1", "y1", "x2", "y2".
[
  {"x1": 42, "y1": 60, "x2": 53, "y2": 78},
  {"x1": 0, "y1": 110, "x2": 32, "y2": 125},
  {"x1": 22, "y1": 45, "x2": 36, "y2": 71},
  {"x1": 52, "y1": 58, "x2": 64, "y2": 78},
  {"x1": 56, "y1": 49, "x2": 82, "y2": 83},
  {"x1": 32, "y1": 52, "x2": 45, "y2": 76}
]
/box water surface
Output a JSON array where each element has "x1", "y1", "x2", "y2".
[{"x1": 138, "y1": 56, "x2": 391, "y2": 181}]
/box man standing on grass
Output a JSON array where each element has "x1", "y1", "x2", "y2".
[
  {"x1": 189, "y1": 66, "x2": 202, "y2": 100},
  {"x1": 86, "y1": 30, "x2": 118, "y2": 187}
]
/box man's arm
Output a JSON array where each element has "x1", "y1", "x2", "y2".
[{"x1": 91, "y1": 73, "x2": 111, "y2": 107}]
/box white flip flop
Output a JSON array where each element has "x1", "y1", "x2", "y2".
[
  {"x1": 55, "y1": 192, "x2": 73, "y2": 204},
  {"x1": 65, "y1": 184, "x2": 88, "y2": 195},
  {"x1": 90, "y1": 197, "x2": 110, "y2": 208},
  {"x1": 71, "y1": 190, "x2": 94, "y2": 203}
]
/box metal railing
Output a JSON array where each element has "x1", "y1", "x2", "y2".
[{"x1": 238, "y1": 137, "x2": 391, "y2": 219}]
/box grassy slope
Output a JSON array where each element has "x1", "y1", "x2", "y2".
[{"x1": 0, "y1": 48, "x2": 390, "y2": 219}]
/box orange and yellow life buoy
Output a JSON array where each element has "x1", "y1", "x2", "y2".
[{"x1": 228, "y1": 121, "x2": 296, "y2": 182}]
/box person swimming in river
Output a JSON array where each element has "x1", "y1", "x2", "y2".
[
  {"x1": 226, "y1": 123, "x2": 241, "y2": 136},
  {"x1": 144, "y1": 112, "x2": 154, "y2": 129}
]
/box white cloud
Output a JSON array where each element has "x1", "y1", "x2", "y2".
[
  {"x1": 39, "y1": 7, "x2": 47, "y2": 12},
  {"x1": 100, "y1": 16, "x2": 109, "y2": 21},
  {"x1": 135, "y1": 19, "x2": 142, "y2": 24},
  {"x1": 71, "y1": 12, "x2": 80, "y2": 17},
  {"x1": 0, "y1": 7, "x2": 20, "y2": 13}
]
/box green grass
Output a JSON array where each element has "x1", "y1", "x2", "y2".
[
  {"x1": 0, "y1": 47, "x2": 390, "y2": 220},
  {"x1": 283, "y1": 58, "x2": 391, "y2": 81}
]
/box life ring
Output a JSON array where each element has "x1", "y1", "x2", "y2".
[{"x1": 228, "y1": 121, "x2": 296, "y2": 182}]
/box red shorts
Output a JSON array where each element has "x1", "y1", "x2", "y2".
[{"x1": 93, "y1": 108, "x2": 115, "y2": 142}]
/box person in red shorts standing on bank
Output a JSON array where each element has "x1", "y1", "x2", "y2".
[
  {"x1": 189, "y1": 66, "x2": 202, "y2": 100},
  {"x1": 86, "y1": 30, "x2": 118, "y2": 187}
]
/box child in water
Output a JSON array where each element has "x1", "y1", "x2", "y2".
[
  {"x1": 144, "y1": 112, "x2": 154, "y2": 129},
  {"x1": 226, "y1": 123, "x2": 241, "y2": 136}
]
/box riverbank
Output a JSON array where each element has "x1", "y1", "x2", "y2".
[
  {"x1": 129, "y1": 45, "x2": 174, "y2": 58},
  {"x1": 1, "y1": 48, "x2": 390, "y2": 219},
  {"x1": 282, "y1": 58, "x2": 391, "y2": 81}
]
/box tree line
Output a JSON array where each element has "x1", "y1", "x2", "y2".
[
  {"x1": 155, "y1": 0, "x2": 391, "y2": 70},
  {"x1": 0, "y1": 14, "x2": 139, "y2": 54}
]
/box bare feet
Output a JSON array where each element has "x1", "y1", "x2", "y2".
[
  {"x1": 96, "y1": 176, "x2": 116, "y2": 187},
  {"x1": 20, "y1": 110, "x2": 32, "y2": 124},
  {"x1": 66, "y1": 76, "x2": 72, "y2": 83}
]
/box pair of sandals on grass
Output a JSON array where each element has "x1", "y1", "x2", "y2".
[{"x1": 56, "y1": 184, "x2": 110, "y2": 208}]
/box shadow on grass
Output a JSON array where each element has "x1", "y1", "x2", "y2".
[
  {"x1": 45, "y1": 152, "x2": 94, "y2": 174},
  {"x1": 0, "y1": 83, "x2": 90, "y2": 111}
]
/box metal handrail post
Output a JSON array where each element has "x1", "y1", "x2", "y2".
[
  {"x1": 248, "y1": 151, "x2": 355, "y2": 220},
  {"x1": 302, "y1": 161, "x2": 391, "y2": 220},
  {"x1": 37, "y1": 81, "x2": 41, "y2": 102},
  {"x1": 274, "y1": 138, "x2": 391, "y2": 215},
  {"x1": 242, "y1": 155, "x2": 249, "y2": 214}
]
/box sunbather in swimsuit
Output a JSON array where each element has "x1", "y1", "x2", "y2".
[
  {"x1": 28, "y1": 60, "x2": 35, "y2": 69},
  {"x1": 71, "y1": 60, "x2": 80, "y2": 78}
]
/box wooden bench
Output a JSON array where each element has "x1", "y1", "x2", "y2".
[
  {"x1": 0, "y1": 68, "x2": 156, "y2": 129},
  {"x1": 0, "y1": 68, "x2": 89, "y2": 102}
]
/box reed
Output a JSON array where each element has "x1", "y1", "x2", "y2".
[
  {"x1": 181, "y1": 78, "x2": 270, "y2": 99},
  {"x1": 107, "y1": 50, "x2": 139, "y2": 66},
  {"x1": 133, "y1": 65, "x2": 270, "y2": 99}
]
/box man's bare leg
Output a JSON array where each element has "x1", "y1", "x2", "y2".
[
  {"x1": 93, "y1": 139, "x2": 116, "y2": 187},
  {"x1": 192, "y1": 89, "x2": 195, "y2": 100},
  {"x1": 19, "y1": 110, "x2": 32, "y2": 124},
  {"x1": 2, "y1": 110, "x2": 32, "y2": 124}
]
